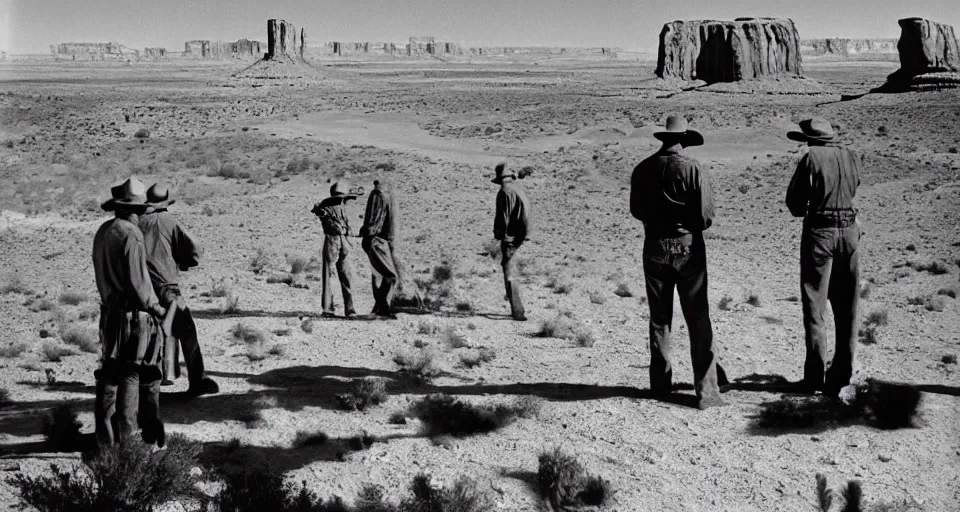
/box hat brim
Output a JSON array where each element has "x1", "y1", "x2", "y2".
[
  {"x1": 318, "y1": 194, "x2": 358, "y2": 207},
  {"x1": 147, "y1": 199, "x2": 176, "y2": 210},
  {"x1": 492, "y1": 173, "x2": 517, "y2": 184},
  {"x1": 101, "y1": 198, "x2": 153, "y2": 212},
  {"x1": 787, "y1": 131, "x2": 837, "y2": 144},
  {"x1": 653, "y1": 129, "x2": 704, "y2": 147}
]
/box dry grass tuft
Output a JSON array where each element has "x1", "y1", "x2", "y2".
[
  {"x1": 393, "y1": 350, "x2": 440, "y2": 383},
  {"x1": 336, "y1": 378, "x2": 389, "y2": 411},
  {"x1": 458, "y1": 347, "x2": 496, "y2": 369},
  {"x1": 59, "y1": 324, "x2": 99, "y2": 354},
  {"x1": 909, "y1": 260, "x2": 949, "y2": 275},
  {"x1": 718, "y1": 295, "x2": 733, "y2": 310},
  {"x1": 924, "y1": 296, "x2": 946, "y2": 312},
  {"x1": 411, "y1": 394, "x2": 537, "y2": 438},
  {"x1": 537, "y1": 447, "x2": 612, "y2": 510},
  {"x1": 287, "y1": 254, "x2": 311, "y2": 275},
  {"x1": 746, "y1": 293, "x2": 761, "y2": 307},
  {"x1": 443, "y1": 325, "x2": 470, "y2": 349},
  {"x1": 292, "y1": 430, "x2": 329, "y2": 447},
  {"x1": 942, "y1": 354, "x2": 957, "y2": 365},
  {"x1": 0, "y1": 341, "x2": 31, "y2": 358},
  {"x1": 221, "y1": 292, "x2": 240, "y2": 314},
  {"x1": 1, "y1": 275, "x2": 32, "y2": 295},
  {"x1": 40, "y1": 341, "x2": 78, "y2": 362},
  {"x1": 417, "y1": 319, "x2": 441, "y2": 335},
  {"x1": 535, "y1": 316, "x2": 595, "y2": 346},
  {"x1": 58, "y1": 291, "x2": 87, "y2": 306}
]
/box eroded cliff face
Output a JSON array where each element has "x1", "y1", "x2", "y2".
[
  {"x1": 882, "y1": 18, "x2": 960, "y2": 90},
  {"x1": 265, "y1": 19, "x2": 299, "y2": 61},
  {"x1": 656, "y1": 18, "x2": 802, "y2": 83},
  {"x1": 801, "y1": 39, "x2": 898, "y2": 59}
]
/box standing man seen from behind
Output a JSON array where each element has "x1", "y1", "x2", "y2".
[
  {"x1": 93, "y1": 177, "x2": 167, "y2": 447},
  {"x1": 360, "y1": 179, "x2": 398, "y2": 319},
  {"x1": 311, "y1": 182, "x2": 359, "y2": 318},
  {"x1": 140, "y1": 183, "x2": 218, "y2": 397},
  {"x1": 785, "y1": 118, "x2": 861, "y2": 402},
  {"x1": 630, "y1": 115, "x2": 725, "y2": 410},
  {"x1": 492, "y1": 162, "x2": 530, "y2": 322}
]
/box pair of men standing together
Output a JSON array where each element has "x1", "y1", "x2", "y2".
[
  {"x1": 631, "y1": 115, "x2": 862, "y2": 409},
  {"x1": 313, "y1": 180, "x2": 399, "y2": 319},
  {"x1": 92, "y1": 180, "x2": 217, "y2": 448}
]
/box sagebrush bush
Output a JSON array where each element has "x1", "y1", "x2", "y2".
[
  {"x1": 417, "y1": 319, "x2": 441, "y2": 335},
  {"x1": 864, "y1": 310, "x2": 889, "y2": 327},
  {"x1": 443, "y1": 325, "x2": 470, "y2": 349},
  {"x1": 411, "y1": 394, "x2": 533, "y2": 438},
  {"x1": 0, "y1": 341, "x2": 30, "y2": 358},
  {"x1": 537, "y1": 447, "x2": 611, "y2": 511},
  {"x1": 209, "y1": 278, "x2": 230, "y2": 297},
  {"x1": 40, "y1": 341, "x2": 77, "y2": 362},
  {"x1": 746, "y1": 293, "x2": 761, "y2": 307},
  {"x1": 393, "y1": 350, "x2": 439, "y2": 383},
  {"x1": 718, "y1": 295, "x2": 733, "y2": 310},
  {"x1": 337, "y1": 378, "x2": 389, "y2": 411},
  {"x1": 535, "y1": 316, "x2": 594, "y2": 346},
  {"x1": 924, "y1": 296, "x2": 946, "y2": 312},
  {"x1": 459, "y1": 347, "x2": 496, "y2": 369},
  {"x1": 0, "y1": 275, "x2": 31, "y2": 295},
  {"x1": 292, "y1": 430, "x2": 329, "y2": 448},
  {"x1": 942, "y1": 354, "x2": 958, "y2": 365},
  {"x1": 910, "y1": 260, "x2": 949, "y2": 275},
  {"x1": 60, "y1": 324, "x2": 99, "y2": 354},
  {"x1": 858, "y1": 326, "x2": 878, "y2": 345},
  {"x1": 58, "y1": 291, "x2": 87, "y2": 306},
  {"x1": 222, "y1": 292, "x2": 240, "y2": 314},
  {"x1": 287, "y1": 254, "x2": 310, "y2": 275}
]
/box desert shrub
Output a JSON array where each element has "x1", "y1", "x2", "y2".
[
  {"x1": 60, "y1": 324, "x2": 99, "y2": 353},
  {"x1": 287, "y1": 254, "x2": 310, "y2": 275},
  {"x1": 942, "y1": 354, "x2": 958, "y2": 364},
  {"x1": 454, "y1": 300, "x2": 475, "y2": 313},
  {"x1": 746, "y1": 293, "x2": 761, "y2": 307},
  {"x1": 588, "y1": 291, "x2": 606, "y2": 305},
  {"x1": 40, "y1": 341, "x2": 77, "y2": 362},
  {"x1": 738, "y1": 183, "x2": 750, "y2": 194},
  {"x1": 133, "y1": 128, "x2": 151, "y2": 139},
  {"x1": 909, "y1": 260, "x2": 949, "y2": 275},
  {"x1": 417, "y1": 319, "x2": 441, "y2": 335},
  {"x1": 42, "y1": 403, "x2": 83, "y2": 451},
  {"x1": 58, "y1": 291, "x2": 87, "y2": 306},
  {"x1": 301, "y1": 318, "x2": 315, "y2": 334},
  {"x1": 237, "y1": 409, "x2": 266, "y2": 429},
  {"x1": 0, "y1": 275, "x2": 31, "y2": 295},
  {"x1": 537, "y1": 447, "x2": 611, "y2": 511},
  {"x1": 858, "y1": 326, "x2": 878, "y2": 345},
  {"x1": 208, "y1": 277, "x2": 230, "y2": 298},
  {"x1": 459, "y1": 347, "x2": 496, "y2": 369},
  {"x1": 859, "y1": 282, "x2": 872, "y2": 299},
  {"x1": 937, "y1": 285, "x2": 959, "y2": 298},
  {"x1": 0, "y1": 341, "x2": 31, "y2": 358},
  {"x1": 11, "y1": 436, "x2": 199, "y2": 512},
  {"x1": 924, "y1": 296, "x2": 946, "y2": 312},
  {"x1": 250, "y1": 248, "x2": 273, "y2": 274},
  {"x1": 906, "y1": 296, "x2": 926, "y2": 306},
  {"x1": 222, "y1": 292, "x2": 240, "y2": 314},
  {"x1": 77, "y1": 304, "x2": 99, "y2": 321},
  {"x1": 864, "y1": 310, "x2": 888, "y2": 327},
  {"x1": 815, "y1": 473, "x2": 834, "y2": 512},
  {"x1": 841, "y1": 480, "x2": 862, "y2": 512},
  {"x1": 863, "y1": 380, "x2": 922, "y2": 429},
  {"x1": 29, "y1": 298, "x2": 58, "y2": 312},
  {"x1": 613, "y1": 282, "x2": 632, "y2": 298},
  {"x1": 266, "y1": 274, "x2": 295, "y2": 285},
  {"x1": 431, "y1": 262, "x2": 454, "y2": 284},
  {"x1": 718, "y1": 295, "x2": 733, "y2": 310},
  {"x1": 552, "y1": 280, "x2": 572, "y2": 294},
  {"x1": 267, "y1": 344, "x2": 286, "y2": 357},
  {"x1": 410, "y1": 394, "x2": 533, "y2": 438},
  {"x1": 212, "y1": 464, "x2": 293, "y2": 511},
  {"x1": 535, "y1": 316, "x2": 594, "y2": 346},
  {"x1": 443, "y1": 325, "x2": 470, "y2": 349},
  {"x1": 399, "y1": 474, "x2": 491, "y2": 512},
  {"x1": 393, "y1": 350, "x2": 439, "y2": 383},
  {"x1": 292, "y1": 430, "x2": 329, "y2": 448},
  {"x1": 337, "y1": 378, "x2": 389, "y2": 411},
  {"x1": 482, "y1": 240, "x2": 501, "y2": 259}
]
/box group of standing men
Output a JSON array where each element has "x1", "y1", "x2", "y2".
[{"x1": 90, "y1": 113, "x2": 862, "y2": 449}]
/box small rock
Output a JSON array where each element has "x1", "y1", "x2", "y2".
[{"x1": 878, "y1": 454, "x2": 892, "y2": 462}]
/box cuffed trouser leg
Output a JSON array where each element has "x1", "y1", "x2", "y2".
[
  {"x1": 677, "y1": 250, "x2": 720, "y2": 401},
  {"x1": 825, "y1": 225, "x2": 860, "y2": 395},
  {"x1": 644, "y1": 259, "x2": 675, "y2": 395}
]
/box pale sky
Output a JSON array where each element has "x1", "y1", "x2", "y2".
[{"x1": 3, "y1": 0, "x2": 959, "y2": 54}]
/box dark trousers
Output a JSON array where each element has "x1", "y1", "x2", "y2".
[
  {"x1": 158, "y1": 285, "x2": 206, "y2": 387},
  {"x1": 95, "y1": 362, "x2": 160, "y2": 446},
  {"x1": 799, "y1": 216, "x2": 860, "y2": 394},
  {"x1": 322, "y1": 234, "x2": 355, "y2": 315},
  {"x1": 501, "y1": 241, "x2": 525, "y2": 319},
  {"x1": 364, "y1": 236, "x2": 398, "y2": 314},
  {"x1": 642, "y1": 233, "x2": 720, "y2": 401}
]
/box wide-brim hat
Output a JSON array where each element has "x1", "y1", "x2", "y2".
[
  {"x1": 653, "y1": 115, "x2": 704, "y2": 147},
  {"x1": 101, "y1": 177, "x2": 153, "y2": 212},
  {"x1": 491, "y1": 162, "x2": 516, "y2": 184},
  {"x1": 787, "y1": 117, "x2": 837, "y2": 144},
  {"x1": 318, "y1": 181, "x2": 358, "y2": 207},
  {"x1": 146, "y1": 183, "x2": 176, "y2": 210}
]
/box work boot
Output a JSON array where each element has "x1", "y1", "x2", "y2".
[{"x1": 188, "y1": 377, "x2": 219, "y2": 397}]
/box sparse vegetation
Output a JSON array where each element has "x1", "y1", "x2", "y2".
[
  {"x1": 746, "y1": 293, "x2": 761, "y2": 307},
  {"x1": 454, "y1": 300, "x2": 475, "y2": 313},
  {"x1": 237, "y1": 408, "x2": 266, "y2": 429},
  {"x1": 719, "y1": 295, "x2": 733, "y2": 310},
  {"x1": 40, "y1": 341, "x2": 77, "y2": 362},
  {"x1": 287, "y1": 254, "x2": 311, "y2": 275},
  {"x1": 29, "y1": 299, "x2": 58, "y2": 313},
  {"x1": 925, "y1": 296, "x2": 946, "y2": 312},
  {"x1": 59, "y1": 324, "x2": 99, "y2": 353},
  {"x1": 417, "y1": 319, "x2": 441, "y2": 335},
  {"x1": 58, "y1": 291, "x2": 87, "y2": 306},
  {"x1": 482, "y1": 239, "x2": 502, "y2": 259},
  {"x1": 393, "y1": 349, "x2": 440, "y2": 383},
  {"x1": 909, "y1": 260, "x2": 949, "y2": 275},
  {"x1": 588, "y1": 291, "x2": 606, "y2": 304},
  {"x1": 209, "y1": 277, "x2": 230, "y2": 297},
  {"x1": 443, "y1": 324, "x2": 470, "y2": 349},
  {"x1": 221, "y1": 292, "x2": 240, "y2": 314},
  {"x1": 906, "y1": 296, "x2": 926, "y2": 306},
  {"x1": 411, "y1": 394, "x2": 537, "y2": 438},
  {"x1": 301, "y1": 318, "x2": 315, "y2": 334},
  {"x1": 942, "y1": 354, "x2": 957, "y2": 365},
  {"x1": 535, "y1": 315, "x2": 595, "y2": 346},
  {"x1": 613, "y1": 282, "x2": 633, "y2": 298},
  {"x1": 0, "y1": 341, "x2": 31, "y2": 358},
  {"x1": 250, "y1": 248, "x2": 273, "y2": 274},
  {"x1": 1, "y1": 275, "x2": 32, "y2": 295},
  {"x1": 858, "y1": 326, "x2": 878, "y2": 345},
  {"x1": 133, "y1": 127, "x2": 151, "y2": 139},
  {"x1": 864, "y1": 310, "x2": 888, "y2": 327},
  {"x1": 537, "y1": 447, "x2": 612, "y2": 511},
  {"x1": 937, "y1": 285, "x2": 959, "y2": 298},
  {"x1": 11, "y1": 435, "x2": 199, "y2": 512},
  {"x1": 292, "y1": 430, "x2": 329, "y2": 447},
  {"x1": 337, "y1": 378, "x2": 389, "y2": 411},
  {"x1": 459, "y1": 347, "x2": 496, "y2": 368}
]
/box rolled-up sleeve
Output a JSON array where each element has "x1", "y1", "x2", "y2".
[{"x1": 786, "y1": 155, "x2": 811, "y2": 217}]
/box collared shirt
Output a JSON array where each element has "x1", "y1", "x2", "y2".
[
  {"x1": 785, "y1": 144, "x2": 861, "y2": 217},
  {"x1": 138, "y1": 210, "x2": 202, "y2": 287},
  {"x1": 360, "y1": 186, "x2": 396, "y2": 240},
  {"x1": 494, "y1": 182, "x2": 530, "y2": 244},
  {"x1": 92, "y1": 217, "x2": 160, "y2": 311},
  {"x1": 315, "y1": 203, "x2": 352, "y2": 236},
  {"x1": 630, "y1": 145, "x2": 714, "y2": 238}
]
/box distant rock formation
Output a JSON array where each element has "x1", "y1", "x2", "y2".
[
  {"x1": 265, "y1": 19, "x2": 301, "y2": 61},
  {"x1": 300, "y1": 29, "x2": 306, "y2": 60},
  {"x1": 143, "y1": 47, "x2": 167, "y2": 59},
  {"x1": 656, "y1": 18, "x2": 803, "y2": 83},
  {"x1": 884, "y1": 18, "x2": 960, "y2": 90},
  {"x1": 51, "y1": 42, "x2": 139, "y2": 61},
  {"x1": 801, "y1": 39, "x2": 898, "y2": 60}
]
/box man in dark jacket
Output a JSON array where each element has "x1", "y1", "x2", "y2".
[
  {"x1": 141, "y1": 183, "x2": 218, "y2": 397},
  {"x1": 360, "y1": 180, "x2": 398, "y2": 319},
  {"x1": 492, "y1": 163, "x2": 530, "y2": 321},
  {"x1": 785, "y1": 118, "x2": 862, "y2": 399},
  {"x1": 311, "y1": 182, "x2": 359, "y2": 318},
  {"x1": 93, "y1": 177, "x2": 168, "y2": 447},
  {"x1": 630, "y1": 115, "x2": 724, "y2": 409}
]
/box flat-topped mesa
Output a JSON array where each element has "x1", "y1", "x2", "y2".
[
  {"x1": 656, "y1": 17, "x2": 803, "y2": 83},
  {"x1": 265, "y1": 19, "x2": 301, "y2": 61},
  {"x1": 801, "y1": 39, "x2": 898, "y2": 59}
]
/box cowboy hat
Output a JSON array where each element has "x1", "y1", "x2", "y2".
[
  {"x1": 316, "y1": 181, "x2": 359, "y2": 208},
  {"x1": 101, "y1": 177, "x2": 153, "y2": 212},
  {"x1": 491, "y1": 162, "x2": 516, "y2": 184},
  {"x1": 653, "y1": 115, "x2": 704, "y2": 147},
  {"x1": 146, "y1": 183, "x2": 176, "y2": 210},
  {"x1": 787, "y1": 118, "x2": 837, "y2": 144}
]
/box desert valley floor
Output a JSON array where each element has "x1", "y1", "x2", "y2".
[{"x1": 0, "y1": 57, "x2": 958, "y2": 511}]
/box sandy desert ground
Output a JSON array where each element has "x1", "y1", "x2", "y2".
[{"x1": 0, "y1": 56, "x2": 958, "y2": 511}]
